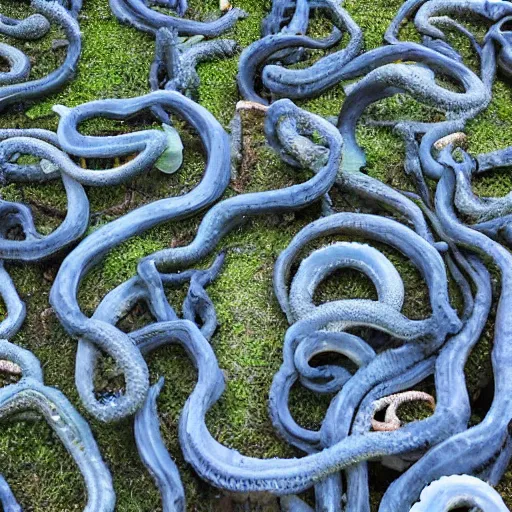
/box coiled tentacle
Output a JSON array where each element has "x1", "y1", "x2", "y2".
[
  {"x1": 0, "y1": 340, "x2": 115, "y2": 511},
  {"x1": 378, "y1": 148, "x2": 512, "y2": 511},
  {"x1": 50, "y1": 91, "x2": 232, "y2": 422},
  {"x1": 0, "y1": 0, "x2": 81, "y2": 112},
  {"x1": 109, "y1": 0, "x2": 247, "y2": 36}
]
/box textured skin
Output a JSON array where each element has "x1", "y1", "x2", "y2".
[
  {"x1": 277, "y1": 241, "x2": 400, "y2": 509},
  {"x1": 266, "y1": 213, "x2": 462, "y2": 506},
  {"x1": 434, "y1": 142, "x2": 512, "y2": 247},
  {"x1": 334, "y1": 163, "x2": 445, "y2": 250},
  {"x1": 135, "y1": 377, "x2": 185, "y2": 512},
  {"x1": 261, "y1": 0, "x2": 325, "y2": 66},
  {"x1": 239, "y1": 0, "x2": 362, "y2": 103},
  {"x1": 0, "y1": 171, "x2": 88, "y2": 261},
  {"x1": 51, "y1": 96, "x2": 169, "y2": 186},
  {"x1": 73, "y1": 254, "x2": 224, "y2": 439},
  {"x1": 137, "y1": 99, "x2": 342, "y2": 277},
  {"x1": 0, "y1": 1, "x2": 81, "y2": 112},
  {"x1": 4, "y1": 0, "x2": 512, "y2": 508},
  {"x1": 150, "y1": 28, "x2": 239, "y2": 122},
  {"x1": 409, "y1": 475, "x2": 509, "y2": 511},
  {"x1": 50, "y1": 91, "x2": 232, "y2": 422},
  {"x1": 109, "y1": 0, "x2": 247, "y2": 36},
  {"x1": 53, "y1": 0, "x2": 83, "y2": 17},
  {"x1": 0, "y1": 128, "x2": 61, "y2": 183},
  {"x1": 385, "y1": 0, "x2": 512, "y2": 43},
  {"x1": 262, "y1": 0, "x2": 310, "y2": 37},
  {"x1": 376, "y1": 150, "x2": 512, "y2": 512},
  {"x1": 0, "y1": 13, "x2": 50, "y2": 40},
  {"x1": 146, "y1": 213, "x2": 459, "y2": 494},
  {"x1": 384, "y1": 0, "x2": 512, "y2": 102},
  {"x1": 53, "y1": 98, "x2": 341, "y2": 425},
  {"x1": 450, "y1": 151, "x2": 512, "y2": 223},
  {"x1": 334, "y1": 43, "x2": 488, "y2": 176},
  {"x1": 345, "y1": 358, "x2": 436, "y2": 511},
  {"x1": 0, "y1": 122, "x2": 89, "y2": 264},
  {"x1": 109, "y1": 0, "x2": 245, "y2": 128},
  {"x1": 371, "y1": 391, "x2": 436, "y2": 432},
  {"x1": 0, "y1": 340, "x2": 115, "y2": 511},
  {"x1": 0, "y1": 43, "x2": 30, "y2": 86},
  {"x1": 383, "y1": 0, "x2": 512, "y2": 163}
]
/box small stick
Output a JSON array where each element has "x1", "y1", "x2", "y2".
[
  {"x1": 236, "y1": 100, "x2": 269, "y2": 113},
  {"x1": 434, "y1": 132, "x2": 467, "y2": 150},
  {"x1": 0, "y1": 360, "x2": 22, "y2": 376}
]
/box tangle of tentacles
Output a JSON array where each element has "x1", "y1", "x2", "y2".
[{"x1": 2, "y1": 0, "x2": 512, "y2": 510}]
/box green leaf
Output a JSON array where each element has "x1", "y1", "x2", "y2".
[
  {"x1": 155, "y1": 124, "x2": 184, "y2": 174},
  {"x1": 40, "y1": 159, "x2": 60, "y2": 175}
]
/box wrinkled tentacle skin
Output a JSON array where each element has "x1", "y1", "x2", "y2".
[
  {"x1": 385, "y1": 0, "x2": 512, "y2": 87},
  {"x1": 150, "y1": 28, "x2": 239, "y2": 122},
  {"x1": 143, "y1": 214, "x2": 462, "y2": 494},
  {"x1": 371, "y1": 391, "x2": 435, "y2": 431},
  {"x1": 239, "y1": 0, "x2": 362, "y2": 103},
  {"x1": 0, "y1": 13, "x2": 50, "y2": 40},
  {"x1": 269, "y1": 211, "x2": 463, "y2": 506},
  {"x1": 138, "y1": 98, "x2": 342, "y2": 277},
  {"x1": 385, "y1": 0, "x2": 512, "y2": 43},
  {"x1": 409, "y1": 475, "x2": 509, "y2": 512},
  {"x1": 50, "y1": 91, "x2": 232, "y2": 422},
  {"x1": 74, "y1": 254, "x2": 224, "y2": 428},
  {"x1": 50, "y1": 95, "x2": 169, "y2": 186},
  {"x1": 130, "y1": 98, "x2": 342, "y2": 394},
  {"x1": 0, "y1": 340, "x2": 115, "y2": 511},
  {"x1": 109, "y1": 0, "x2": 247, "y2": 36},
  {"x1": 0, "y1": 128, "x2": 61, "y2": 183},
  {"x1": 378, "y1": 149, "x2": 512, "y2": 511},
  {"x1": 4, "y1": 0, "x2": 512, "y2": 508},
  {"x1": 449, "y1": 149, "x2": 512, "y2": 226},
  {"x1": 262, "y1": 0, "x2": 317, "y2": 66},
  {"x1": 277, "y1": 241, "x2": 402, "y2": 507},
  {"x1": 249, "y1": 37, "x2": 490, "y2": 252},
  {"x1": 59, "y1": 0, "x2": 83, "y2": 17},
  {"x1": 345, "y1": 358, "x2": 436, "y2": 512},
  {"x1": 335, "y1": 43, "x2": 488, "y2": 175},
  {"x1": 59, "y1": 97, "x2": 340, "y2": 423},
  {"x1": 270, "y1": 209, "x2": 490, "y2": 510},
  {"x1": 414, "y1": 0, "x2": 512, "y2": 40},
  {"x1": 135, "y1": 377, "x2": 185, "y2": 511},
  {"x1": 0, "y1": 0, "x2": 81, "y2": 112}
]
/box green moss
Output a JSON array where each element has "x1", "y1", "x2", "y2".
[{"x1": 0, "y1": 0, "x2": 510, "y2": 510}]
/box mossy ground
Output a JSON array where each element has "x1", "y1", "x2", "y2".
[{"x1": 0, "y1": 0, "x2": 511, "y2": 510}]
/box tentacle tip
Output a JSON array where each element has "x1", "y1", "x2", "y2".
[
  {"x1": 52, "y1": 104, "x2": 71, "y2": 117},
  {"x1": 154, "y1": 376, "x2": 165, "y2": 392},
  {"x1": 215, "y1": 250, "x2": 227, "y2": 265},
  {"x1": 434, "y1": 241, "x2": 449, "y2": 253},
  {"x1": 233, "y1": 8, "x2": 248, "y2": 19}
]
